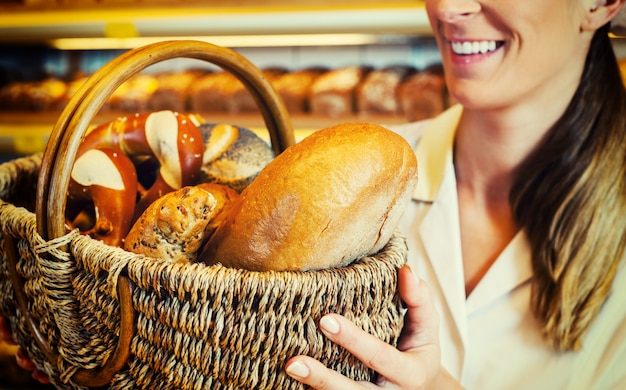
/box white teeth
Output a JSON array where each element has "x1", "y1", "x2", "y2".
[{"x1": 451, "y1": 40, "x2": 498, "y2": 55}]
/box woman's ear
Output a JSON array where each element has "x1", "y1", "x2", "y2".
[{"x1": 582, "y1": 0, "x2": 626, "y2": 31}]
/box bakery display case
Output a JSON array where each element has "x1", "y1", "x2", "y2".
[
  {"x1": 2, "y1": 0, "x2": 624, "y2": 158},
  {"x1": 0, "y1": 0, "x2": 453, "y2": 158}
]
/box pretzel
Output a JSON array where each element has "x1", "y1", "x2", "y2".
[{"x1": 67, "y1": 110, "x2": 205, "y2": 246}]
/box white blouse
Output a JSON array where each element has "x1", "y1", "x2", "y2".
[{"x1": 391, "y1": 106, "x2": 626, "y2": 389}]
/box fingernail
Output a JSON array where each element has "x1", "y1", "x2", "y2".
[
  {"x1": 16, "y1": 347, "x2": 28, "y2": 360},
  {"x1": 319, "y1": 315, "x2": 340, "y2": 334},
  {"x1": 32, "y1": 368, "x2": 51, "y2": 384},
  {"x1": 16, "y1": 348, "x2": 36, "y2": 371},
  {"x1": 286, "y1": 361, "x2": 310, "y2": 378}
]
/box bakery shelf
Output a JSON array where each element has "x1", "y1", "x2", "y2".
[{"x1": 0, "y1": 111, "x2": 410, "y2": 155}]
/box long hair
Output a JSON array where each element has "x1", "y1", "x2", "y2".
[{"x1": 510, "y1": 23, "x2": 626, "y2": 351}]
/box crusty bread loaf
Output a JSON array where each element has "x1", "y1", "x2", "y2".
[
  {"x1": 124, "y1": 183, "x2": 238, "y2": 263},
  {"x1": 199, "y1": 122, "x2": 418, "y2": 271}
]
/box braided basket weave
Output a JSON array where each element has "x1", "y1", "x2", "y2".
[{"x1": 0, "y1": 41, "x2": 406, "y2": 389}]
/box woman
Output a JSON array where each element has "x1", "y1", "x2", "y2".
[
  {"x1": 3, "y1": 0, "x2": 625, "y2": 388},
  {"x1": 285, "y1": 0, "x2": 626, "y2": 388}
]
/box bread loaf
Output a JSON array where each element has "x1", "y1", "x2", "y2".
[
  {"x1": 199, "y1": 122, "x2": 418, "y2": 271},
  {"x1": 198, "y1": 123, "x2": 274, "y2": 193},
  {"x1": 124, "y1": 183, "x2": 238, "y2": 263}
]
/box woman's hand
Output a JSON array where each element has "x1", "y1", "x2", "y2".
[
  {"x1": 0, "y1": 316, "x2": 50, "y2": 384},
  {"x1": 285, "y1": 265, "x2": 460, "y2": 389}
]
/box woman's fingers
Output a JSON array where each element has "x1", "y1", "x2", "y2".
[
  {"x1": 285, "y1": 265, "x2": 443, "y2": 389},
  {"x1": 286, "y1": 355, "x2": 379, "y2": 390},
  {"x1": 397, "y1": 265, "x2": 440, "y2": 352},
  {"x1": 0, "y1": 316, "x2": 16, "y2": 345},
  {"x1": 1, "y1": 317, "x2": 51, "y2": 384},
  {"x1": 16, "y1": 347, "x2": 36, "y2": 371},
  {"x1": 32, "y1": 368, "x2": 51, "y2": 385},
  {"x1": 320, "y1": 314, "x2": 414, "y2": 384}
]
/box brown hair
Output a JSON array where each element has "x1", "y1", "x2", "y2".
[{"x1": 510, "y1": 23, "x2": 626, "y2": 351}]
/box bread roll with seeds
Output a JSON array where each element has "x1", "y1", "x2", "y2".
[
  {"x1": 124, "y1": 183, "x2": 238, "y2": 263},
  {"x1": 198, "y1": 123, "x2": 274, "y2": 193}
]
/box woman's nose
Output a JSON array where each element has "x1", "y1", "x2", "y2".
[{"x1": 434, "y1": 0, "x2": 482, "y2": 23}]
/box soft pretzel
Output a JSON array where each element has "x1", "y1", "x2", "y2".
[
  {"x1": 68, "y1": 110, "x2": 205, "y2": 246},
  {"x1": 67, "y1": 148, "x2": 138, "y2": 246}
]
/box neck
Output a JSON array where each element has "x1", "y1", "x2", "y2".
[{"x1": 454, "y1": 99, "x2": 569, "y2": 203}]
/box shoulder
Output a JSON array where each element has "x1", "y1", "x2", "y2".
[{"x1": 385, "y1": 120, "x2": 431, "y2": 149}]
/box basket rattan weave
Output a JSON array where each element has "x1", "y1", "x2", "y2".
[{"x1": 0, "y1": 41, "x2": 406, "y2": 389}]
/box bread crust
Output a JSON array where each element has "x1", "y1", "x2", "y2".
[
  {"x1": 200, "y1": 122, "x2": 418, "y2": 271},
  {"x1": 124, "y1": 183, "x2": 238, "y2": 262}
]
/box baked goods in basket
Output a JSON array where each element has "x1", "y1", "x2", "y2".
[
  {"x1": 0, "y1": 40, "x2": 405, "y2": 390},
  {"x1": 67, "y1": 108, "x2": 275, "y2": 251},
  {"x1": 200, "y1": 121, "x2": 418, "y2": 271},
  {"x1": 67, "y1": 110, "x2": 206, "y2": 246},
  {"x1": 124, "y1": 183, "x2": 239, "y2": 262},
  {"x1": 198, "y1": 123, "x2": 275, "y2": 193}
]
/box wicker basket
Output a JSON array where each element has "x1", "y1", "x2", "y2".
[{"x1": 0, "y1": 41, "x2": 406, "y2": 389}]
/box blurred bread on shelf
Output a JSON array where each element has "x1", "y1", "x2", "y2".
[
  {"x1": 271, "y1": 67, "x2": 327, "y2": 114},
  {"x1": 189, "y1": 71, "x2": 240, "y2": 113},
  {"x1": 357, "y1": 65, "x2": 416, "y2": 116},
  {"x1": 0, "y1": 77, "x2": 67, "y2": 111},
  {"x1": 227, "y1": 67, "x2": 286, "y2": 113},
  {"x1": 150, "y1": 70, "x2": 206, "y2": 112},
  {"x1": 0, "y1": 63, "x2": 450, "y2": 124},
  {"x1": 398, "y1": 64, "x2": 449, "y2": 122},
  {"x1": 107, "y1": 73, "x2": 159, "y2": 112},
  {"x1": 309, "y1": 65, "x2": 371, "y2": 117}
]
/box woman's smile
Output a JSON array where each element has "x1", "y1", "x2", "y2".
[
  {"x1": 450, "y1": 40, "x2": 500, "y2": 55},
  {"x1": 447, "y1": 39, "x2": 505, "y2": 65}
]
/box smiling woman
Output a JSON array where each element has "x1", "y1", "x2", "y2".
[{"x1": 285, "y1": 0, "x2": 626, "y2": 389}]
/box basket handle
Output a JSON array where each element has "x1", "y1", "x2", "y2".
[
  {"x1": 37, "y1": 39, "x2": 295, "y2": 243},
  {"x1": 29, "y1": 40, "x2": 295, "y2": 386}
]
